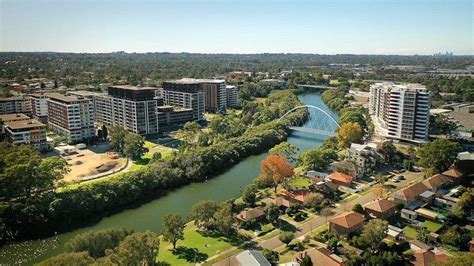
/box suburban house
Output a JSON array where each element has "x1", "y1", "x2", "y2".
[
  {"x1": 347, "y1": 143, "x2": 381, "y2": 177},
  {"x1": 235, "y1": 250, "x2": 271, "y2": 266},
  {"x1": 329, "y1": 211, "x2": 366, "y2": 235},
  {"x1": 297, "y1": 247, "x2": 345, "y2": 266},
  {"x1": 412, "y1": 248, "x2": 449, "y2": 266},
  {"x1": 327, "y1": 172, "x2": 353, "y2": 187},
  {"x1": 274, "y1": 197, "x2": 298, "y2": 208},
  {"x1": 363, "y1": 199, "x2": 397, "y2": 219},
  {"x1": 235, "y1": 208, "x2": 265, "y2": 224},
  {"x1": 401, "y1": 208, "x2": 418, "y2": 221},
  {"x1": 394, "y1": 182, "x2": 429, "y2": 205},
  {"x1": 278, "y1": 189, "x2": 314, "y2": 205},
  {"x1": 442, "y1": 166, "x2": 465, "y2": 184},
  {"x1": 421, "y1": 174, "x2": 452, "y2": 193},
  {"x1": 331, "y1": 161, "x2": 358, "y2": 179}
]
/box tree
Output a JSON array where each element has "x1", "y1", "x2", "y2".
[
  {"x1": 433, "y1": 253, "x2": 474, "y2": 266},
  {"x1": 177, "y1": 121, "x2": 201, "y2": 146},
  {"x1": 352, "y1": 203, "x2": 364, "y2": 214},
  {"x1": 279, "y1": 231, "x2": 294, "y2": 247},
  {"x1": 299, "y1": 253, "x2": 313, "y2": 266},
  {"x1": 417, "y1": 226, "x2": 431, "y2": 244},
  {"x1": 429, "y1": 114, "x2": 457, "y2": 135},
  {"x1": 320, "y1": 208, "x2": 333, "y2": 224},
  {"x1": 38, "y1": 252, "x2": 95, "y2": 266},
  {"x1": 101, "y1": 125, "x2": 108, "y2": 140},
  {"x1": 357, "y1": 219, "x2": 388, "y2": 253},
  {"x1": 265, "y1": 204, "x2": 281, "y2": 225},
  {"x1": 213, "y1": 202, "x2": 234, "y2": 236},
  {"x1": 105, "y1": 230, "x2": 160, "y2": 265},
  {"x1": 109, "y1": 126, "x2": 127, "y2": 154},
  {"x1": 97, "y1": 129, "x2": 103, "y2": 140},
  {"x1": 260, "y1": 155, "x2": 294, "y2": 193},
  {"x1": 298, "y1": 148, "x2": 337, "y2": 170},
  {"x1": 242, "y1": 184, "x2": 257, "y2": 207},
  {"x1": 150, "y1": 152, "x2": 162, "y2": 163},
  {"x1": 440, "y1": 225, "x2": 471, "y2": 251},
  {"x1": 417, "y1": 138, "x2": 462, "y2": 173},
  {"x1": 123, "y1": 133, "x2": 146, "y2": 160},
  {"x1": 379, "y1": 141, "x2": 397, "y2": 163},
  {"x1": 162, "y1": 213, "x2": 185, "y2": 250},
  {"x1": 189, "y1": 200, "x2": 218, "y2": 230},
  {"x1": 269, "y1": 142, "x2": 299, "y2": 162},
  {"x1": 336, "y1": 122, "x2": 363, "y2": 149},
  {"x1": 262, "y1": 249, "x2": 279, "y2": 263},
  {"x1": 453, "y1": 188, "x2": 474, "y2": 219},
  {"x1": 374, "y1": 174, "x2": 387, "y2": 185},
  {"x1": 304, "y1": 193, "x2": 324, "y2": 212},
  {"x1": 65, "y1": 228, "x2": 134, "y2": 258}
]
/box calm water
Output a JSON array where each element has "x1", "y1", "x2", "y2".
[{"x1": 0, "y1": 93, "x2": 338, "y2": 265}]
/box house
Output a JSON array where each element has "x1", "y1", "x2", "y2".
[
  {"x1": 274, "y1": 197, "x2": 298, "y2": 208},
  {"x1": 412, "y1": 248, "x2": 449, "y2": 266},
  {"x1": 394, "y1": 182, "x2": 429, "y2": 205},
  {"x1": 235, "y1": 250, "x2": 271, "y2": 266},
  {"x1": 387, "y1": 225, "x2": 403, "y2": 240},
  {"x1": 442, "y1": 165, "x2": 465, "y2": 184},
  {"x1": 419, "y1": 191, "x2": 435, "y2": 204},
  {"x1": 415, "y1": 208, "x2": 441, "y2": 221},
  {"x1": 331, "y1": 161, "x2": 358, "y2": 179},
  {"x1": 297, "y1": 247, "x2": 345, "y2": 266},
  {"x1": 329, "y1": 211, "x2": 366, "y2": 236},
  {"x1": 422, "y1": 174, "x2": 452, "y2": 192},
  {"x1": 347, "y1": 143, "x2": 381, "y2": 177},
  {"x1": 401, "y1": 208, "x2": 418, "y2": 221},
  {"x1": 235, "y1": 208, "x2": 265, "y2": 224},
  {"x1": 327, "y1": 172, "x2": 353, "y2": 187},
  {"x1": 363, "y1": 199, "x2": 397, "y2": 219},
  {"x1": 279, "y1": 189, "x2": 314, "y2": 205}
]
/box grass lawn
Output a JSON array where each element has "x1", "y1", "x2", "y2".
[
  {"x1": 403, "y1": 226, "x2": 418, "y2": 239},
  {"x1": 422, "y1": 221, "x2": 443, "y2": 232},
  {"x1": 329, "y1": 79, "x2": 341, "y2": 86},
  {"x1": 157, "y1": 224, "x2": 234, "y2": 265},
  {"x1": 289, "y1": 177, "x2": 312, "y2": 188}
]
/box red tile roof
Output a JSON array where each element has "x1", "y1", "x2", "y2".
[
  {"x1": 281, "y1": 189, "x2": 312, "y2": 203},
  {"x1": 299, "y1": 248, "x2": 345, "y2": 266},
  {"x1": 394, "y1": 182, "x2": 429, "y2": 202},
  {"x1": 422, "y1": 174, "x2": 452, "y2": 190},
  {"x1": 235, "y1": 208, "x2": 265, "y2": 221},
  {"x1": 413, "y1": 249, "x2": 448, "y2": 266},
  {"x1": 328, "y1": 172, "x2": 353, "y2": 185},
  {"x1": 329, "y1": 211, "x2": 366, "y2": 229},
  {"x1": 442, "y1": 166, "x2": 464, "y2": 180},
  {"x1": 364, "y1": 199, "x2": 396, "y2": 213}
]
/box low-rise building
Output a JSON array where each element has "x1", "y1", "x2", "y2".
[
  {"x1": 347, "y1": 143, "x2": 381, "y2": 177},
  {"x1": 297, "y1": 247, "x2": 345, "y2": 266},
  {"x1": 0, "y1": 96, "x2": 32, "y2": 115},
  {"x1": 3, "y1": 119, "x2": 47, "y2": 151},
  {"x1": 235, "y1": 208, "x2": 265, "y2": 224},
  {"x1": 327, "y1": 171, "x2": 353, "y2": 187},
  {"x1": 235, "y1": 250, "x2": 270, "y2": 266},
  {"x1": 412, "y1": 248, "x2": 449, "y2": 266},
  {"x1": 329, "y1": 211, "x2": 366, "y2": 236},
  {"x1": 363, "y1": 199, "x2": 397, "y2": 219}
]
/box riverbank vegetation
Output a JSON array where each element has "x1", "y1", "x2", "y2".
[{"x1": 0, "y1": 90, "x2": 307, "y2": 244}]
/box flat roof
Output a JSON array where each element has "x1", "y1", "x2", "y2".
[
  {"x1": 0, "y1": 113, "x2": 30, "y2": 122},
  {"x1": 47, "y1": 93, "x2": 89, "y2": 103},
  {"x1": 67, "y1": 90, "x2": 107, "y2": 97},
  {"x1": 4, "y1": 119, "x2": 45, "y2": 130},
  {"x1": 165, "y1": 78, "x2": 225, "y2": 84},
  {"x1": 109, "y1": 85, "x2": 158, "y2": 91}
]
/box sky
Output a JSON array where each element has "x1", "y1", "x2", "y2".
[{"x1": 0, "y1": 0, "x2": 472, "y2": 55}]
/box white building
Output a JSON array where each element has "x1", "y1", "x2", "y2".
[
  {"x1": 29, "y1": 93, "x2": 49, "y2": 122},
  {"x1": 47, "y1": 93, "x2": 95, "y2": 143},
  {"x1": 369, "y1": 82, "x2": 431, "y2": 143},
  {"x1": 226, "y1": 85, "x2": 239, "y2": 108}
]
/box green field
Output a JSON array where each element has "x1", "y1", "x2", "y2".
[
  {"x1": 422, "y1": 221, "x2": 443, "y2": 232},
  {"x1": 403, "y1": 226, "x2": 418, "y2": 239},
  {"x1": 157, "y1": 224, "x2": 234, "y2": 265},
  {"x1": 289, "y1": 177, "x2": 312, "y2": 188}
]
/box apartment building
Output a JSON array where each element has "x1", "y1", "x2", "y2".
[
  {"x1": 201, "y1": 79, "x2": 227, "y2": 112},
  {"x1": 47, "y1": 93, "x2": 95, "y2": 143},
  {"x1": 0, "y1": 96, "x2": 32, "y2": 115},
  {"x1": 3, "y1": 118, "x2": 47, "y2": 151},
  {"x1": 157, "y1": 106, "x2": 195, "y2": 127},
  {"x1": 161, "y1": 80, "x2": 205, "y2": 120},
  {"x1": 369, "y1": 82, "x2": 431, "y2": 143},
  {"x1": 226, "y1": 85, "x2": 239, "y2": 108},
  {"x1": 93, "y1": 86, "x2": 159, "y2": 135},
  {"x1": 29, "y1": 93, "x2": 49, "y2": 122}
]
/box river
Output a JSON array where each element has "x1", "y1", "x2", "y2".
[{"x1": 0, "y1": 92, "x2": 338, "y2": 265}]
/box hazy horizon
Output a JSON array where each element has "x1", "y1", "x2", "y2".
[{"x1": 1, "y1": 0, "x2": 472, "y2": 55}]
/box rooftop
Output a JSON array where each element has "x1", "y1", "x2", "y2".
[
  {"x1": 235, "y1": 250, "x2": 271, "y2": 266},
  {"x1": 363, "y1": 199, "x2": 396, "y2": 213},
  {"x1": 329, "y1": 211, "x2": 366, "y2": 229},
  {"x1": 328, "y1": 171, "x2": 353, "y2": 184},
  {"x1": 4, "y1": 119, "x2": 45, "y2": 130},
  {"x1": 299, "y1": 247, "x2": 345, "y2": 266},
  {"x1": 394, "y1": 182, "x2": 428, "y2": 202},
  {"x1": 422, "y1": 174, "x2": 452, "y2": 190},
  {"x1": 0, "y1": 113, "x2": 30, "y2": 122},
  {"x1": 47, "y1": 93, "x2": 90, "y2": 103},
  {"x1": 109, "y1": 85, "x2": 158, "y2": 91},
  {"x1": 235, "y1": 208, "x2": 265, "y2": 221},
  {"x1": 165, "y1": 78, "x2": 225, "y2": 85}
]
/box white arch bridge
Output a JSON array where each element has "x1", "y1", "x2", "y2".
[{"x1": 279, "y1": 105, "x2": 340, "y2": 136}]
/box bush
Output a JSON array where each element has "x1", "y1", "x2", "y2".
[{"x1": 262, "y1": 249, "x2": 279, "y2": 263}]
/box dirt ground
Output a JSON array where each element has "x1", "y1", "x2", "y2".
[{"x1": 62, "y1": 144, "x2": 125, "y2": 181}]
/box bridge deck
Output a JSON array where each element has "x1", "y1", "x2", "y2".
[{"x1": 289, "y1": 126, "x2": 336, "y2": 136}]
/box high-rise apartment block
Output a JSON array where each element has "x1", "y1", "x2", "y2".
[
  {"x1": 30, "y1": 93, "x2": 49, "y2": 122},
  {"x1": 94, "y1": 86, "x2": 160, "y2": 135},
  {"x1": 0, "y1": 96, "x2": 32, "y2": 115},
  {"x1": 369, "y1": 82, "x2": 431, "y2": 143},
  {"x1": 201, "y1": 79, "x2": 227, "y2": 112},
  {"x1": 225, "y1": 85, "x2": 239, "y2": 108},
  {"x1": 161, "y1": 80, "x2": 205, "y2": 120},
  {"x1": 47, "y1": 93, "x2": 95, "y2": 143}
]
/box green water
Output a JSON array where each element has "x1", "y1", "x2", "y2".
[{"x1": 0, "y1": 93, "x2": 337, "y2": 265}]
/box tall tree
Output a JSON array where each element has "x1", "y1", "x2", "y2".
[
  {"x1": 123, "y1": 133, "x2": 146, "y2": 160},
  {"x1": 265, "y1": 204, "x2": 281, "y2": 225},
  {"x1": 336, "y1": 122, "x2": 363, "y2": 149},
  {"x1": 242, "y1": 184, "x2": 257, "y2": 207},
  {"x1": 162, "y1": 213, "x2": 185, "y2": 250},
  {"x1": 357, "y1": 219, "x2": 388, "y2": 253},
  {"x1": 279, "y1": 231, "x2": 294, "y2": 247},
  {"x1": 260, "y1": 155, "x2": 294, "y2": 193},
  {"x1": 101, "y1": 124, "x2": 108, "y2": 140},
  {"x1": 65, "y1": 228, "x2": 134, "y2": 258},
  {"x1": 109, "y1": 126, "x2": 127, "y2": 154},
  {"x1": 269, "y1": 142, "x2": 299, "y2": 163},
  {"x1": 213, "y1": 202, "x2": 234, "y2": 236},
  {"x1": 298, "y1": 148, "x2": 337, "y2": 170},
  {"x1": 417, "y1": 138, "x2": 462, "y2": 173},
  {"x1": 189, "y1": 200, "x2": 218, "y2": 230},
  {"x1": 107, "y1": 231, "x2": 160, "y2": 265}
]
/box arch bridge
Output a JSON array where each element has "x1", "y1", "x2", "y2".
[{"x1": 279, "y1": 105, "x2": 340, "y2": 136}]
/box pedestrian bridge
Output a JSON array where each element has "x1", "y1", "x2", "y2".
[{"x1": 279, "y1": 105, "x2": 340, "y2": 136}]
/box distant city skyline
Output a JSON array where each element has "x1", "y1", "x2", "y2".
[{"x1": 0, "y1": 0, "x2": 472, "y2": 55}]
